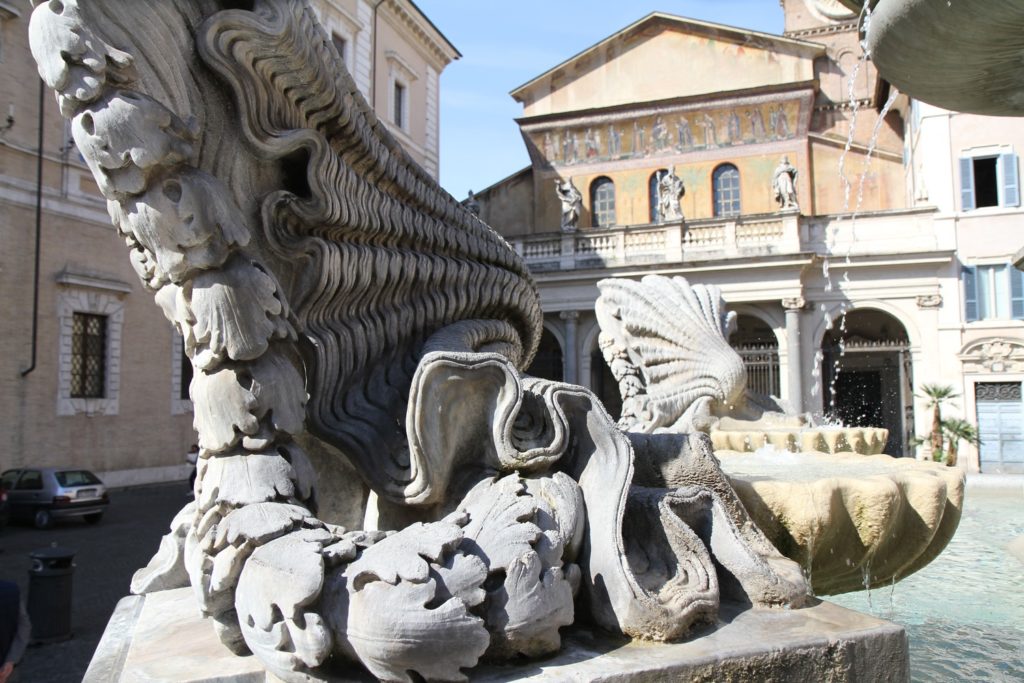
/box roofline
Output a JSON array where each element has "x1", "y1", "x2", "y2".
[
  {"x1": 509, "y1": 11, "x2": 825, "y2": 101},
  {"x1": 475, "y1": 165, "x2": 533, "y2": 197},
  {"x1": 514, "y1": 80, "x2": 819, "y2": 127},
  {"x1": 403, "y1": 0, "x2": 462, "y2": 61}
]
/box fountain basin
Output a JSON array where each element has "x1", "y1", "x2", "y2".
[
  {"x1": 711, "y1": 417, "x2": 888, "y2": 455},
  {"x1": 718, "y1": 451, "x2": 964, "y2": 595},
  {"x1": 839, "y1": 0, "x2": 1024, "y2": 116}
]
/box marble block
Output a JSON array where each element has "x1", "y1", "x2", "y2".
[{"x1": 86, "y1": 588, "x2": 909, "y2": 682}]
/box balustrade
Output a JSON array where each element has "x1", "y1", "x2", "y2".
[{"x1": 511, "y1": 213, "x2": 799, "y2": 270}]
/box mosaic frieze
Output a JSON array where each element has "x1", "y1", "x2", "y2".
[{"x1": 532, "y1": 100, "x2": 802, "y2": 169}]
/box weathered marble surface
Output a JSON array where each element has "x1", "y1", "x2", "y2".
[
  {"x1": 719, "y1": 451, "x2": 965, "y2": 595},
  {"x1": 596, "y1": 274, "x2": 964, "y2": 597},
  {"x1": 596, "y1": 274, "x2": 792, "y2": 433},
  {"x1": 30, "y1": 2, "x2": 813, "y2": 681},
  {"x1": 839, "y1": 0, "x2": 1024, "y2": 116},
  {"x1": 88, "y1": 588, "x2": 909, "y2": 683}
]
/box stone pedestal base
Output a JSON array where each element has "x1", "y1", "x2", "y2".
[{"x1": 86, "y1": 588, "x2": 908, "y2": 682}]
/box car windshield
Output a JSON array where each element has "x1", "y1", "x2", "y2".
[{"x1": 55, "y1": 470, "x2": 101, "y2": 487}]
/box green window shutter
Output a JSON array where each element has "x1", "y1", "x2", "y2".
[
  {"x1": 1001, "y1": 152, "x2": 1020, "y2": 207},
  {"x1": 964, "y1": 265, "x2": 979, "y2": 322},
  {"x1": 960, "y1": 157, "x2": 975, "y2": 211}
]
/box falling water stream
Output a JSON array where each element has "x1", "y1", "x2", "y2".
[
  {"x1": 749, "y1": 4, "x2": 1023, "y2": 681},
  {"x1": 814, "y1": 3, "x2": 900, "y2": 421}
]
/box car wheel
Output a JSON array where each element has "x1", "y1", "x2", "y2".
[
  {"x1": 34, "y1": 509, "x2": 53, "y2": 530},
  {"x1": 84, "y1": 513, "x2": 103, "y2": 525}
]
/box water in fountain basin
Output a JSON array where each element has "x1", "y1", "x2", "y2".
[
  {"x1": 830, "y1": 482, "x2": 1024, "y2": 681},
  {"x1": 721, "y1": 451, "x2": 912, "y2": 480}
]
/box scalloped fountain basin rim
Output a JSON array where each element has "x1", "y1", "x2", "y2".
[
  {"x1": 711, "y1": 422, "x2": 888, "y2": 455},
  {"x1": 718, "y1": 451, "x2": 965, "y2": 595}
]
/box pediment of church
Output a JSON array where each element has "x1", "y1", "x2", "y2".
[{"x1": 511, "y1": 13, "x2": 824, "y2": 117}]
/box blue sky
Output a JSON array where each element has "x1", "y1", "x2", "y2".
[{"x1": 414, "y1": 2, "x2": 786, "y2": 198}]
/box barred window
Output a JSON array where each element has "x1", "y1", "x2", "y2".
[
  {"x1": 713, "y1": 163, "x2": 741, "y2": 217},
  {"x1": 591, "y1": 177, "x2": 616, "y2": 228},
  {"x1": 71, "y1": 313, "x2": 106, "y2": 398}
]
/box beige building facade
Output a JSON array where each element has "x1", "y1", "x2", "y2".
[
  {"x1": 0, "y1": 1, "x2": 458, "y2": 486},
  {"x1": 475, "y1": 3, "x2": 1022, "y2": 474}
]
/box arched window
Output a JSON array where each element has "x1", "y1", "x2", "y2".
[
  {"x1": 649, "y1": 169, "x2": 668, "y2": 223},
  {"x1": 590, "y1": 177, "x2": 616, "y2": 228},
  {"x1": 712, "y1": 163, "x2": 741, "y2": 217}
]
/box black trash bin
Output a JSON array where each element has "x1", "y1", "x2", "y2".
[{"x1": 27, "y1": 546, "x2": 76, "y2": 643}]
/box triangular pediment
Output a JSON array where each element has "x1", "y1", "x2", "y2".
[{"x1": 511, "y1": 13, "x2": 825, "y2": 117}]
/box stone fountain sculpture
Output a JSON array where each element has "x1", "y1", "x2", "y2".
[
  {"x1": 596, "y1": 274, "x2": 964, "y2": 596},
  {"x1": 837, "y1": 0, "x2": 1024, "y2": 116},
  {"x1": 27, "y1": 2, "x2": 843, "y2": 681}
]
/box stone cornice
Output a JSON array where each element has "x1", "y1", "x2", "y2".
[
  {"x1": 383, "y1": 0, "x2": 460, "y2": 69},
  {"x1": 784, "y1": 21, "x2": 858, "y2": 39},
  {"x1": 55, "y1": 270, "x2": 133, "y2": 294}
]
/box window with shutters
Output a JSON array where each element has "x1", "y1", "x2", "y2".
[
  {"x1": 962, "y1": 263, "x2": 1024, "y2": 321},
  {"x1": 959, "y1": 151, "x2": 1020, "y2": 211}
]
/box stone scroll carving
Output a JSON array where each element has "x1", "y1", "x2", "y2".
[{"x1": 31, "y1": 3, "x2": 808, "y2": 681}]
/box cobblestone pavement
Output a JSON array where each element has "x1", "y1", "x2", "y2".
[{"x1": 0, "y1": 481, "x2": 189, "y2": 682}]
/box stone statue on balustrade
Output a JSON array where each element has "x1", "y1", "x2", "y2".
[
  {"x1": 772, "y1": 156, "x2": 799, "y2": 211},
  {"x1": 463, "y1": 189, "x2": 480, "y2": 216},
  {"x1": 657, "y1": 166, "x2": 685, "y2": 222},
  {"x1": 29, "y1": 2, "x2": 814, "y2": 681},
  {"x1": 555, "y1": 176, "x2": 582, "y2": 232}
]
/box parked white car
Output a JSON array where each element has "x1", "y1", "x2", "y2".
[{"x1": 0, "y1": 468, "x2": 109, "y2": 529}]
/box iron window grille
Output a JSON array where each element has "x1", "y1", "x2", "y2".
[{"x1": 70, "y1": 312, "x2": 107, "y2": 398}]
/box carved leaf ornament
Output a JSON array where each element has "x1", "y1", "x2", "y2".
[{"x1": 30, "y1": 2, "x2": 808, "y2": 680}]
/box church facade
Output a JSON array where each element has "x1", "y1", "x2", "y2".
[{"x1": 473, "y1": 2, "x2": 1024, "y2": 473}]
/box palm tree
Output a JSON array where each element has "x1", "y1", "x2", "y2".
[
  {"x1": 918, "y1": 384, "x2": 960, "y2": 458},
  {"x1": 941, "y1": 418, "x2": 981, "y2": 467}
]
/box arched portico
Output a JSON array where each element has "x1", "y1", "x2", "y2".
[{"x1": 729, "y1": 313, "x2": 782, "y2": 398}]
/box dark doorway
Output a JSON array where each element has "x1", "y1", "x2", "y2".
[
  {"x1": 730, "y1": 315, "x2": 780, "y2": 398},
  {"x1": 526, "y1": 327, "x2": 563, "y2": 383},
  {"x1": 822, "y1": 309, "x2": 913, "y2": 456},
  {"x1": 832, "y1": 371, "x2": 885, "y2": 428},
  {"x1": 590, "y1": 349, "x2": 622, "y2": 421}
]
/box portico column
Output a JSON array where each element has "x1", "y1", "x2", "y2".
[
  {"x1": 782, "y1": 297, "x2": 805, "y2": 413},
  {"x1": 560, "y1": 310, "x2": 579, "y2": 385}
]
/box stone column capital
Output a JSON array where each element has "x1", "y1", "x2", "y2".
[
  {"x1": 559, "y1": 310, "x2": 580, "y2": 321},
  {"x1": 782, "y1": 296, "x2": 806, "y2": 311}
]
